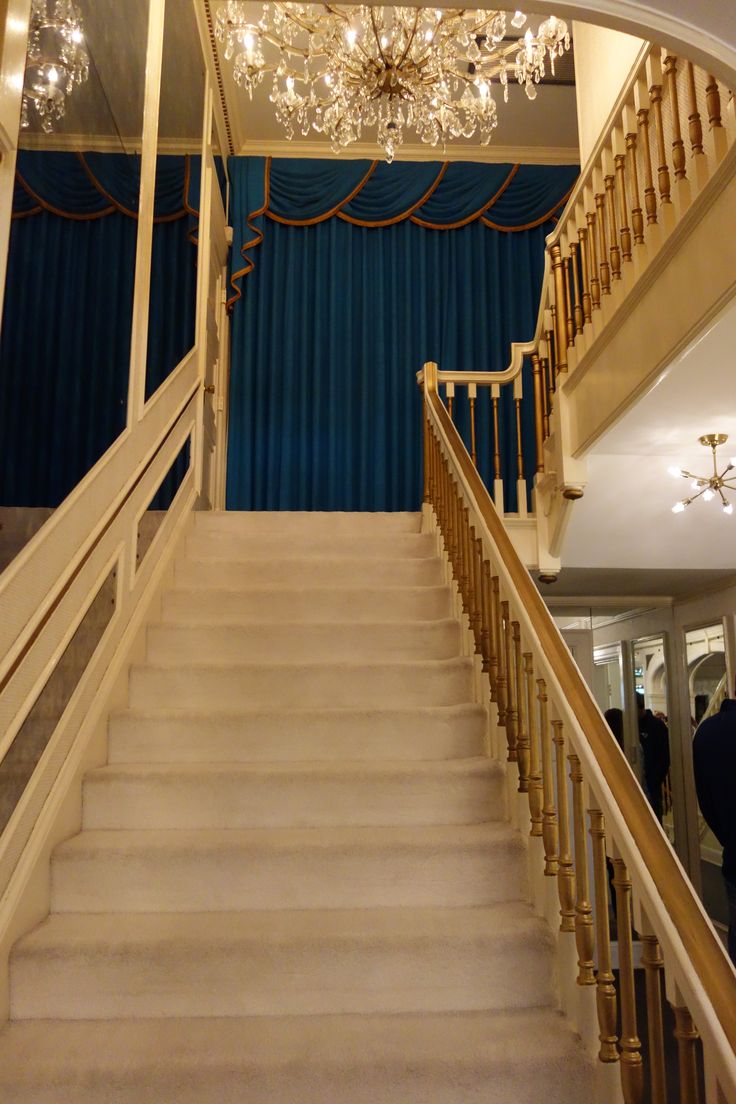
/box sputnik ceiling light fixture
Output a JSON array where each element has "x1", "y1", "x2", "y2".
[
  {"x1": 669, "y1": 434, "x2": 736, "y2": 515},
  {"x1": 215, "y1": 4, "x2": 571, "y2": 161}
]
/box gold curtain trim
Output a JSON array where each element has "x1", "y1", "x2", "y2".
[
  {"x1": 14, "y1": 170, "x2": 116, "y2": 221},
  {"x1": 227, "y1": 154, "x2": 272, "y2": 310},
  {"x1": 410, "y1": 163, "x2": 519, "y2": 230},
  {"x1": 336, "y1": 162, "x2": 449, "y2": 227},
  {"x1": 481, "y1": 185, "x2": 574, "y2": 232},
  {"x1": 266, "y1": 160, "x2": 378, "y2": 226}
]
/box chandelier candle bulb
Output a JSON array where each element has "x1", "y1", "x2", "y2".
[{"x1": 215, "y1": 3, "x2": 571, "y2": 160}]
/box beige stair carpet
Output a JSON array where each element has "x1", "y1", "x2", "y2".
[{"x1": 0, "y1": 511, "x2": 594, "y2": 1101}]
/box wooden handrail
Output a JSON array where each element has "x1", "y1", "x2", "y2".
[{"x1": 424, "y1": 374, "x2": 736, "y2": 1057}]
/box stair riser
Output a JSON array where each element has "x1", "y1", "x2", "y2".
[
  {"x1": 146, "y1": 621, "x2": 461, "y2": 665},
  {"x1": 82, "y1": 770, "x2": 502, "y2": 830},
  {"x1": 161, "y1": 587, "x2": 452, "y2": 624},
  {"x1": 128, "y1": 663, "x2": 473, "y2": 711},
  {"x1": 52, "y1": 838, "x2": 526, "y2": 912},
  {"x1": 107, "y1": 708, "x2": 486, "y2": 764},
  {"x1": 11, "y1": 933, "x2": 553, "y2": 1019},
  {"x1": 187, "y1": 532, "x2": 436, "y2": 562},
  {"x1": 175, "y1": 558, "x2": 444, "y2": 589},
  {"x1": 194, "y1": 512, "x2": 421, "y2": 536}
]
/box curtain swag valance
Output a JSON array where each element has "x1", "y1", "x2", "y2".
[
  {"x1": 228, "y1": 155, "x2": 578, "y2": 308},
  {"x1": 12, "y1": 150, "x2": 205, "y2": 225}
]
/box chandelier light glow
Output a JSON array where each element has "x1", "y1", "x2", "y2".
[
  {"x1": 21, "y1": 0, "x2": 89, "y2": 134},
  {"x1": 669, "y1": 434, "x2": 736, "y2": 516},
  {"x1": 215, "y1": 4, "x2": 571, "y2": 161}
]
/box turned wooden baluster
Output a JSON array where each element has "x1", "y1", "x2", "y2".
[
  {"x1": 569, "y1": 754, "x2": 596, "y2": 987},
  {"x1": 595, "y1": 191, "x2": 611, "y2": 294},
  {"x1": 552, "y1": 721, "x2": 576, "y2": 933},
  {"x1": 649, "y1": 78, "x2": 672, "y2": 204},
  {"x1": 514, "y1": 394, "x2": 524, "y2": 486},
  {"x1": 641, "y1": 933, "x2": 667, "y2": 1104},
  {"x1": 459, "y1": 504, "x2": 470, "y2": 613},
  {"x1": 685, "y1": 61, "x2": 704, "y2": 156},
  {"x1": 468, "y1": 384, "x2": 477, "y2": 467},
  {"x1": 614, "y1": 153, "x2": 633, "y2": 263},
  {"x1": 563, "y1": 255, "x2": 575, "y2": 345},
  {"x1": 480, "y1": 558, "x2": 493, "y2": 687},
  {"x1": 550, "y1": 245, "x2": 569, "y2": 372},
  {"x1": 664, "y1": 54, "x2": 687, "y2": 182},
  {"x1": 604, "y1": 172, "x2": 621, "y2": 280},
  {"x1": 491, "y1": 391, "x2": 502, "y2": 483},
  {"x1": 578, "y1": 227, "x2": 593, "y2": 323},
  {"x1": 514, "y1": 624, "x2": 529, "y2": 794},
  {"x1": 586, "y1": 210, "x2": 601, "y2": 309},
  {"x1": 446, "y1": 381, "x2": 455, "y2": 420},
  {"x1": 625, "y1": 126, "x2": 646, "y2": 244},
  {"x1": 493, "y1": 576, "x2": 507, "y2": 728},
  {"x1": 569, "y1": 241, "x2": 584, "y2": 334},
  {"x1": 589, "y1": 807, "x2": 620, "y2": 1068},
  {"x1": 612, "y1": 856, "x2": 645, "y2": 1104},
  {"x1": 671, "y1": 1004, "x2": 703, "y2": 1104},
  {"x1": 531, "y1": 354, "x2": 545, "y2": 467},
  {"x1": 538, "y1": 680, "x2": 558, "y2": 877},
  {"x1": 501, "y1": 601, "x2": 518, "y2": 762},
  {"x1": 525, "y1": 655, "x2": 543, "y2": 839},
  {"x1": 637, "y1": 106, "x2": 659, "y2": 224},
  {"x1": 469, "y1": 527, "x2": 482, "y2": 655}
]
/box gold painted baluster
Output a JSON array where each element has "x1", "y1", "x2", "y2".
[
  {"x1": 514, "y1": 395, "x2": 524, "y2": 485},
  {"x1": 502, "y1": 601, "x2": 518, "y2": 763},
  {"x1": 595, "y1": 191, "x2": 611, "y2": 295},
  {"x1": 578, "y1": 227, "x2": 592, "y2": 324},
  {"x1": 469, "y1": 526, "x2": 482, "y2": 654},
  {"x1": 541, "y1": 356, "x2": 552, "y2": 435},
  {"x1": 564, "y1": 256, "x2": 575, "y2": 346},
  {"x1": 447, "y1": 386, "x2": 454, "y2": 420},
  {"x1": 705, "y1": 75, "x2": 723, "y2": 130},
  {"x1": 685, "y1": 61, "x2": 704, "y2": 156},
  {"x1": 664, "y1": 55, "x2": 687, "y2": 181},
  {"x1": 605, "y1": 172, "x2": 622, "y2": 280},
  {"x1": 480, "y1": 556, "x2": 491, "y2": 682},
  {"x1": 612, "y1": 857, "x2": 645, "y2": 1104},
  {"x1": 569, "y1": 242, "x2": 583, "y2": 335},
  {"x1": 550, "y1": 245, "x2": 569, "y2": 372},
  {"x1": 514, "y1": 625, "x2": 529, "y2": 794},
  {"x1": 586, "y1": 210, "x2": 601, "y2": 309},
  {"x1": 486, "y1": 563, "x2": 498, "y2": 703},
  {"x1": 538, "y1": 679, "x2": 558, "y2": 876},
  {"x1": 637, "y1": 106, "x2": 659, "y2": 224},
  {"x1": 552, "y1": 721, "x2": 576, "y2": 933},
  {"x1": 671, "y1": 1005, "x2": 702, "y2": 1104},
  {"x1": 491, "y1": 392, "x2": 501, "y2": 482},
  {"x1": 460, "y1": 504, "x2": 470, "y2": 613},
  {"x1": 589, "y1": 808, "x2": 621, "y2": 1068},
  {"x1": 469, "y1": 387, "x2": 477, "y2": 467},
  {"x1": 524, "y1": 655, "x2": 543, "y2": 838},
  {"x1": 641, "y1": 934, "x2": 667, "y2": 1104},
  {"x1": 493, "y1": 576, "x2": 507, "y2": 727},
  {"x1": 531, "y1": 354, "x2": 545, "y2": 469},
  {"x1": 649, "y1": 78, "x2": 672, "y2": 204},
  {"x1": 423, "y1": 413, "x2": 430, "y2": 504},
  {"x1": 615, "y1": 154, "x2": 632, "y2": 263},
  {"x1": 569, "y1": 754, "x2": 596, "y2": 986},
  {"x1": 625, "y1": 127, "x2": 645, "y2": 244}
]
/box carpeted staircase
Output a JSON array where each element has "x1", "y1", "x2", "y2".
[{"x1": 0, "y1": 511, "x2": 594, "y2": 1102}]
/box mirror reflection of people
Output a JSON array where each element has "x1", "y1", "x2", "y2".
[
  {"x1": 693, "y1": 688, "x2": 736, "y2": 966},
  {"x1": 636, "y1": 692, "x2": 670, "y2": 823}
]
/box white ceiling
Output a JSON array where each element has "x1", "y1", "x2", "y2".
[{"x1": 561, "y1": 296, "x2": 736, "y2": 572}]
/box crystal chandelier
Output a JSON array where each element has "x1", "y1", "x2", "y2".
[
  {"x1": 21, "y1": 0, "x2": 89, "y2": 134},
  {"x1": 669, "y1": 434, "x2": 736, "y2": 516},
  {"x1": 215, "y1": 4, "x2": 571, "y2": 161}
]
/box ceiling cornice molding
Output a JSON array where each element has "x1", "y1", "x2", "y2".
[
  {"x1": 19, "y1": 134, "x2": 201, "y2": 155},
  {"x1": 235, "y1": 139, "x2": 581, "y2": 165},
  {"x1": 204, "y1": 0, "x2": 235, "y2": 155}
]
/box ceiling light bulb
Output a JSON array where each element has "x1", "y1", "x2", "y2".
[
  {"x1": 285, "y1": 75, "x2": 294, "y2": 90},
  {"x1": 478, "y1": 81, "x2": 489, "y2": 99},
  {"x1": 47, "y1": 66, "x2": 59, "y2": 83},
  {"x1": 730, "y1": 457, "x2": 736, "y2": 467},
  {"x1": 71, "y1": 28, "x2": 83, "y2": 43},
  {"x1": 511, "y1": 11, "x2": 527, "y2": 28},
  {"x1": 667, "y1": 466, "x2": 683, "y2": 478},
  {"x1": 324, "y1": 73, "x2": 332, "y2": 85},
  {"x1": 691, "y1": 480, "x2": 700, "y2": 490},
  {"x1": 672, "y1": 502, "x2": 686, "y2": 514},
  {"x1": 724, "y1": 503, "x2": 734, "y2": 515},
  {"x1": 346, "y1": 27, "x2": 357, "y2": 46},
  {"x1": 424, "y1": 28, "x2": 433, "y2": 41},
  {"x1": 243, "y1": 31, "x2": 254, "y2": 48},
  {"x1": 703, "y1": 489, "x2": 714, "y2": 501}
]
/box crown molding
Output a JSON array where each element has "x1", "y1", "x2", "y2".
[
  {"x1": 235, "y1": 139, "x2": 581, "y2": 164},
  {"x1": 19, "y1": 134, "x2": 201, "y2": 155}
]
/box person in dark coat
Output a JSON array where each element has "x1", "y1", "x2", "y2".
[
  {"x1": 636, "y1": 693, "x2": 670, "y2": 823},
  {"x1": 693, "y1": 694, "x2": 736, "y2": 965}
]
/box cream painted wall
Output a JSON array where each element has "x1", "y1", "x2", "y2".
[{"x1": 572, "y1": 21, "x2": 645, "y2": 165}]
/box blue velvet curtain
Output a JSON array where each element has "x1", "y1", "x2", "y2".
[
  {"x1": 0, "y1": 151, "x2": 202, "y2": 508},
  {"x1": 226, "y1": 157, "x2": 577, "y2": 512}
]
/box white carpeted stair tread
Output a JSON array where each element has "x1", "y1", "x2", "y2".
[
  {"x1": 127, "y1": 657, "x2": 474, "y2": 710},
  {"x1": 52, "y1": 822, "x2": 525, "y2": 912},
  {"x1": 175, "y1": 556, "x2": 443, "y2": 588},
  {"x1": 194, "y1": 510, "x2": 422, "y2": 534},
  {"x1": 82, "y1": 757, "x2": 504, "y2": 829},
  {"x1": 107, "y1": 703, "x2": 487, "y2": 763},
  {"x1": 161, "y1": 584, "x2": 452, "y2": 623},
  {"x1": 0, "y1": 1009, "x2": 594, "y2": 1104},
  {"x1": 10, "y1": 903, "x2": 555, "y2": 1019},
  {"x1": 146, "y1": 619, "x2": 462, "y2": 663},
  {"x1": 186, "y1": 530, "x2": 437, "y2": 561}
]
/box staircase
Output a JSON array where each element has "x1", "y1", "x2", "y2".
[{"x1": 0, "y1": 511, "x2": 594, "y2": 1102}]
